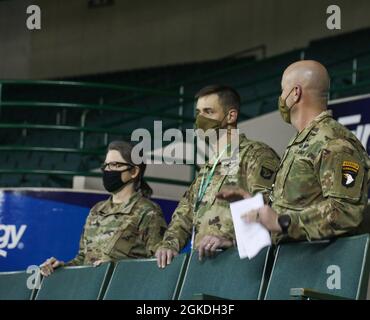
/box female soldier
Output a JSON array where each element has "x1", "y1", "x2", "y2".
[{"x1": 40, "y1": 141, "x2": 167, "y2": 276}]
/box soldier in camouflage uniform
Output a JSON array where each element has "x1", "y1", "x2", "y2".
[
  {"x1": 217, "y1": 60, "x2": 369, "y2": 244},
  {"x1": 156, "y1": 85, "x2": 280, "y2": 268},
  {"x1": 65, "y1": 191, "x2": 166, "y2": 265},
  {"x1": 40, "y1": 141, "x2": 166, "y2": 276}
]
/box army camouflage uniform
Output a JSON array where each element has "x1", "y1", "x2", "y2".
[
  {"x1": 271, "y1": 110, "x2": 370, "y2": 243},
  {"x1": 66, "y1": 192, "x2": 167, "y2": 266},
  {"x1": 158, "y1": 133, "x2": 280, "y2": 252}
]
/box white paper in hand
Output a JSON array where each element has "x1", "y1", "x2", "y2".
[{"x1": 229, "y1": 193, "x2": 271, "y2": 259}]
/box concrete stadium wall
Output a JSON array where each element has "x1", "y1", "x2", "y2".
[{"x1": 1, "y1": 0, "x2": 370, "y2": 78}]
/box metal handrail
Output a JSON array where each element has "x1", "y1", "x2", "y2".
[
  {"x1": 0, "y1": 101, "x2": 194, "y2": 122},
  {"x1": 0, "y1": 169, "x2": 192, "y2": 187},
  {"x1": 106, "y1": 48, "x2": 370, "y2": 119},
  {"x1": 0, "y1": 146, "x2": 105, "y2": 155},
  {"x1": 1, "y1": 48, "x2": 370, "y2": 186},
  {"x1": 0, "y1": 79, "x2": 191, "y2": 98},
  {"x1": 0, "y1": 123, "x2": 133, "y2": 136}
]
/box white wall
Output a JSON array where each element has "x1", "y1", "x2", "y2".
[
  {"x1": 239, "y1": 110, "x2": 296, "y2": 157},
  {"x1": 74, "y1": 163, "x2": 192, "y2": 201},
  {"x1": 74, "y1": 111, "x2": 294, "y2": 199}
]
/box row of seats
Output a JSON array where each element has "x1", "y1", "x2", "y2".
[
  {"x1": 1, "y1": 234, "x2": 369, "y2": 300},
  {"x1": 2, "y1": 29, "x2": 370, "y2": 188}
]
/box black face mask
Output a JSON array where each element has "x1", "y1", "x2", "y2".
[{"x1": 102, "y1": 168, "x2": 133, "y2": 193}]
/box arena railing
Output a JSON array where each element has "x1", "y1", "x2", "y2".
[{"x1": 1, "y1": 49, "x2": 370, "y2": 187}]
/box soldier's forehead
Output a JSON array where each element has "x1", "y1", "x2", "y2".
[
  {"x1": 105, "y1": 150, "x2": 125, "y2": 161},
  {"x1": 196, "y1": 94, "x2": 221, "y2": 109}
]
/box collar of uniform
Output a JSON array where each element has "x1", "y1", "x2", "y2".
[
  {"x1": 99, "y1": 191, "x2": 141, "y2": 215},
  {"x1": 203, "y1": 133, "x2": 247, "y2": 168},
  {"x1": 288, "y1": 110, "x2": 332, "y2": 146},
  {"x1": 238, "y1": 133, "x2": 250, "y2": 149}
]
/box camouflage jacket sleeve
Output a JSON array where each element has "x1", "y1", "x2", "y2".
[
  {"x1": 64, "y1": 205, "x2": 98, "y2": 266},
  {"x1": 138, "y1": 206, "x2": 168, "y2": 256},
  {"x1": 157, "y1": 180, "x2": 196, "y2": 252},
  {"x1": 65, "y1": 227, "x2": 86, "y2": 266},
  {"x1": 242, "y1": 146, "x2": 280, "y2": 202},
  {"x1": 278, "y1": 139, "x2": 368, "y2": 241}
]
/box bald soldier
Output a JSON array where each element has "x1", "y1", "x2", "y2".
[
  {"x1": 218, "y1": 61, "x2": 369, "y2": 243},
  {"x1": 155, "y1": 85, "x2": 280, "y2": 268}
]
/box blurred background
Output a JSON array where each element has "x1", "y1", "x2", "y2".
[{"x1": 0, "y1": 0, "x2": 370, "y2": 273}]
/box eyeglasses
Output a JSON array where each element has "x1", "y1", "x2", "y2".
[{"x1": 100, "y1": 162, "x2": 133, "y2": 172}]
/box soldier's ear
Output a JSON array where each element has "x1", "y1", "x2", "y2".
[
  {"x1": 227, "y1": 108, "x2": 238, "y2": 124},
  {"x1": 293, "y1": 85, "x2": 302, "y2": 103},
  {"x1": 131, "y1": 166, "x2": 140, "y2": 180}
]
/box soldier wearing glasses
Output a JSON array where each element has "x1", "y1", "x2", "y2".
[{"x1": 40, "y1": 141, "x2": 167, "y2": 276}]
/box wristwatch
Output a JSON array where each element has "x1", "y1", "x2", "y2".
[{"x1": 278, "y1": 214, "x2": 291, "y2": 234}]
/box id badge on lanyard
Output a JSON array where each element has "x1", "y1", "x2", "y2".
[{"x1": 190, "y1": 146, "x2": 228, "y2": 249}]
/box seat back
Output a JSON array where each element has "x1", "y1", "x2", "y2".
[
  {"x1": 178, "y1": 247, "x2": 271, "y2": 300},
  {"x1": 35, "y1": 262, "x2": 113, "y2": 300},
  {"x1": 264, "y1": 234, "x2": 370, "y2": 300},
  {"x1": 103, "y1": 254, "x2": 188, "y2": 300},
  {"x1": 0, "y1": 270, "x2": 35, "y2": 300}
]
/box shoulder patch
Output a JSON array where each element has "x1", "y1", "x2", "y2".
[{"x1": 341, "y1": 161, "x2": 359, "y2": 187}]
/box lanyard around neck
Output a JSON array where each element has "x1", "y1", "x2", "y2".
[{"x1": 195, "y1": 145, "x2": 228, "y2": 211}]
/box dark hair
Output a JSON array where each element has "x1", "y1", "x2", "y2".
[
  {"x1": 195, "y1": 84, "x2": 241, "y2": 113},
  {"x1": 107, "y1": 140, "x2": 153, "y2": 198}
]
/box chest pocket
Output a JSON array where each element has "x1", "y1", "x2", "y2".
[
  {"x1": 197, "y1": 170, "x2": 228, "y2": 206},
  {"x1": 103, "y1": 219, "x2": 139, "y2": 259},
  {"x1": 283, "y1": 157, "x2": 319, "y2": 206},
  {"x1": 274, "y1": 157, "x2": 294, "y2": 198}
]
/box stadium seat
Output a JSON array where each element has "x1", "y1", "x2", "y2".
[
  {"x1": 177, "y1": 246, "x2": 272, "y2": 300},
  {"x1": 0, "y1": 270, "x2": 36, "y2": 300},
  {"x1": 35, "y1": 262, "x2": 113, "y2": 300},
  {"x1": 103, "y1": 254, "x2": 188, "y2": 300},
  {"x1": 264, "y1": 234, "x2": 370, "y2": 300}
]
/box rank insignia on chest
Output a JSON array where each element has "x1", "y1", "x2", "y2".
[{"x1": 341, "y1": 161, "x2": 359, "y2": 188}]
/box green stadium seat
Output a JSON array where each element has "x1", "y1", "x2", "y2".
[
  {"x1": 103, "y1": 254, "x2": 188, "y2": 300},
  {"x1": 178, "y1": 247, "x2": 272, "y2": 300},
  {"x1": 264, "y1": 234, "x2": 370, "y2": 300},
  {"x1": 35, "y1": 262, "x2": 113, "y2": 300},
  {"x1": 0, "y1": 270, "x2": 35, "y2": 300}
]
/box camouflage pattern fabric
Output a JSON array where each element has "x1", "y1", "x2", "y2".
[
  {"x1": 271, "y1": 110, "x2": 370, "y2": 243},
  {"x1": 158, "y1": 134, "x2": 280, "y2": 252},
  {"x1": 66, "y1": 192, "x2": 167, "y2": 265}
]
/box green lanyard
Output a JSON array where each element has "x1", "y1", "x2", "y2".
[
  {"x1": 191, "y1": 145, "x2": 229, "y2": 249},
  {"x1": 195, "y1": 145, "x2": 228, "y2": 211}
]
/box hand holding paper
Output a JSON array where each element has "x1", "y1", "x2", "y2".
[{"x1": 229, "y1": 193, "x2": 271, "y2": 259}]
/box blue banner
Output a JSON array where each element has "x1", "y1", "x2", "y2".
[
  {"x1": 329, "y1": 94, "x2": 370, "y2": 154},
  {"x1": 0, "y1": 190, "x2": 178, "y2": 271}
]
